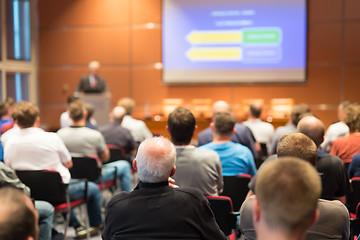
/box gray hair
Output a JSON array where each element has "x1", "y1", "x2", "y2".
[{"x1": 135, "y1": 137, "x2": 176, "y2": 183}]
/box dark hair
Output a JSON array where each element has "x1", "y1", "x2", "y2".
[
  {"x1": 250, "y1": 104, "x2": 262, "y2": 118},
  {"x1": 167, "y1": 107, "x2": 196, "y2": 145},
  {"x1": 12, "y1": 101, "x2": 39, "y2": 128},
  {"x1": 67, "y1": 95, "x2": 79, "y2": 104},
  {"x1": 291, "y1": 104, "x2": 310, "y2": 126},
  {"x1": 0, "y1": 187, "x2": 37, "y2": 240},
  {"x1": 277, "y1": 133, "x2": 318, "y2": 166},
  {"x1": 213, "y1": 111, "x2": 237, "y2": 136}
]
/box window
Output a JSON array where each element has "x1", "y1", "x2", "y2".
[
  {"x1": 0, "y1": 0, "x2": 37, "y2": 103},
  {"x1": 6, "y1": 0, "x2": 31, "y2": 61},
  {"x1": 6, "y1": 72, "x2": 29, "y2": 101}
]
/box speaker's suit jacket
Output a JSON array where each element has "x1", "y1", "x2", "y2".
[{"x1": 75, "y1": 75, "x2": 109, "y2": 93}]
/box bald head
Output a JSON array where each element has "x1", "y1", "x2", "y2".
[
  {"x1": 297, "y1": 116, "x2": 325, "y2": 148},
  {"x1": 88, "y1": 61, "x2": 100, "y2": 75},
  {"x1": 212, "y1": 101, "x2": 230, "y2": 115},
  {"x1": 111, "y1": 106, "x2": 126, "y2": 123},
  {"x1": 135, "y1": 137, "x2": 176, "y2": 183}
]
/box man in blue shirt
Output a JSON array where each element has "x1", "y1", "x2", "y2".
[{"x1": 200, "y1": 111, "x2": 257, "y2": 177}]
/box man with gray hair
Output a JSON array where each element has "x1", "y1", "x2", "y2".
[
  {"x1": 102, "y1": 137, "x2": 226, "y2": 240},
  {"x1": 75, "y1": 60, "x2": 109, "y2": 94}
]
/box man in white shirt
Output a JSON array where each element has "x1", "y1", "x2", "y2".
[
  {"x1": 243, "y1": 103, "x2": 274, "y2": 155},
  {"x1": 117, "y1": 97, "x2": 153, "y2": 143},
  {"x1": 4, "y1": 101, "x2": 103, "y2": 238}
]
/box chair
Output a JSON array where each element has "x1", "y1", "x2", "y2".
[
  {"x1": 70, "y1": 157, "x2": 117, "y2": 191},
  {"x1": 347, "y1": 177, "x2": 360, "y2": 216},
  {"x1": 15, "y1": 170, "x2": 89, "y2": 239},
  {"x1": 206, "y1": 195, "x2": 239, "y2": 239},
  {"x1": 350, "y1": 202, "x2": 360, "y2": 240},
  {"x1": 107, "y1": 144, "x2": 132, "y2": 164},
  {"x1": 221, "y1": 174, "x2": 252, "y2": 211}
]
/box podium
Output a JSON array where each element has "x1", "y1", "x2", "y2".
[{"x1": 79, "y1": 94, "x2": 110, "y2": 126}]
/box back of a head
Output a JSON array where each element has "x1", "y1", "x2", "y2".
[
  {"x1": 0, "y1": 102, "x2": 9, "y2": 118},
  {"x1": 255, "y1": 157, "x2": 321, "y2": 237},
  {"x1": 111, "y1": 106, "x2": 126, "y2": 123},
  {"x1": 213, "y1": 111, "x2": 237, "y2": 136},
  {"x1": 117, "y1": 97, "x2": 135, "y2": 115},
  {"x1": 297, "y1": 116, "x2": 325, "y2": 148},
  {"x1": 277, "y1": 132, "x2": 318, "y2": 166},
  {"x1": 69, "y1": 100, "x2": 85, "y2": 122},
  {"x1": 135, "y1": 137, "x2": 176, "y2": 183},
  {"x1": 291, "y1": 104, "x2": 310, "y2": 126},
  {"x1": 343, "y1": 103, "x2": 360, "y2": 133},
  {"x1": 249, "y1": 103, "x2": 262, "y2": 118},
  {"x1": 85, "y1": 103, "x2": 95, "y2": 120},
  {"x1": 167, "y1": 107, "x2": 196, "y2": 145},
  {"x1": 212, "y1": 100, "x2": 230, "y2": 115},
  {"x1": 67, "y1": 95, "x2": 79, "y2": 105},
  {"x1": 12, "y1": 101, "x2": 39, "y2": 128},
  {"x1": 0, "y1": 187, "x2": 38, "y2": 240}
]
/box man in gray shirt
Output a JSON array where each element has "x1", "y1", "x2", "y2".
[{"x1": 167, "y1": 107, "x2": 223, "y2": 196}]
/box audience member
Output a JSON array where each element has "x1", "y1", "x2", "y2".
[
  {"x1": 330, "y1": 103, "x2": 360, "y2": 165},
  {"x1": 197, "y1": 100, "x2": 259, "y2": 161},
  {"x1": 254, "y1": 157, "x2": 321, "y2": 240},
  {"x1": 240, "y1": 133, "x2": 350, "y2": 240},
  {"x1": 0, "y1": 162, "x2": 54, "y2": 240},
  {"x1": 99, "y1": 106, "x2": 137, "y2": 156},
  {"x1": 0, "y1": 98, "x2": 15, "y2": 131},
  {"x1": 60, "y1": 95, "x2": 79, "y2": 128},
  {"x1": 321, "y1": 101, "x2": 351, "y2": 152},
  {"x1": 199, "y1": 111, "x2": 257, "y2": 177},
  {"x1": 117, "y1": 97, "x2": 153, "y2": 143},
  {"x1": 243, "y1": 102, "x2": 274, "y2": 154},
  {"x1": 270, "y1": 104, "x2": 310, "y2": 154},
  {"x1": 58, "y1": 100, "x2": 131, "y2": 192},
  {"x1": 85, "y1": 103, "x2": 98, "y2": 130},
  {"x1": 167, "y1": 107, "x2": 223, "y2": 196},
  {"x1": 4, "y1": 101, "x2": 103, "y2": 238},
  {"x1": 349, "y1": 153, "x2": 360, "y2": 178},
  {"x1": 75, "y1": 61, "x2": 109, "y2": 94},
  {"x1": 298, "y1": 116, "x2": 350, "y2": 203},
  {"x1": 102, "y1": 137, "x2": 226, "y2": 240},
  {"x1": 0, "y1": 187, "x2": 39, "y2": 240}
]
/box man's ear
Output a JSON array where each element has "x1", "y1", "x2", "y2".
[
  {"x1": 132, "y1": 159, "x2": 137, "y2": 171},
  {"x1": 170, "y1": 166, "x2": 176, "y2": 177},
  {"x1": 166, "y1": 125, "x2": 170, "y2": 135},
  {"x1": 253, "y1": 198, "x2": 261, "y2": 223},
  {"x1": 309, "y1": 209, "x2": 320, "y2": 229},
  {"x1": 210, "y1": 122, "x2": 215, "y2": 132},
  {"x1": 194, "y1": 125, "x2": 198, "y2": 134}
]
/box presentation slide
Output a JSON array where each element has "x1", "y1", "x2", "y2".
[{"x1": 162, "y1": 0, "x2": 307, "y2": 84}]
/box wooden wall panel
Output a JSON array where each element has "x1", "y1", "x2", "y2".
[
  {"x1": 345, "y1": 0, "x2": 360, "y2": 20},
  {"x1": 39, "y1": 29, "x2": 130, "y2": 65},
  {"x1": 38, "y1": 1, "x2": 360, "y2": 130},
  {"x1": 132, "y1": 28, "x2": 161, "y2": 64},
  {"x1": 344, "y1": 22, "x2": 360, "y2": 62},
  {"x1": 308, "y1": 0, "x2": 342, "y2": 21},
  {"x1": 39, "y1": 0, "x2": 130, "y2": 27},
  {"x1": 131, "y1": 0, "x2": 162, "y2": 24},
  {"x1": 308, "y1": 23, "x2": 342, "y2": 63}
]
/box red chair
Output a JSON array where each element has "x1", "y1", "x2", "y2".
[
  {"x1": 206, "y1": 195, "x2": 239, "y2": 240},
  {"x1": 106, "y1": 144, "x2": 132, "y2": 164},
  {"x1": 16, "y1": 170, "x2": 90, "y2": 239},
  {"x1": 221, "y1": 174, "x2": 252, "y2": 211}
]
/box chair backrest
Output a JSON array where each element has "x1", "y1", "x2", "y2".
[
  {"x1": 221, "y1": 174, "x2": 251, "y2": 211},
  {"x1": 206, "y1": 195, "x2": 236, "y2": 236},
  {"x1": 70, "y1": 157, "x2": 101, "y2": 182},
  {"x1": 16, "y1": 170, "x2": 67, "y2": 205},
  {"x1": 347, "y1": 177, "x2": 360, "y2": 214}
]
